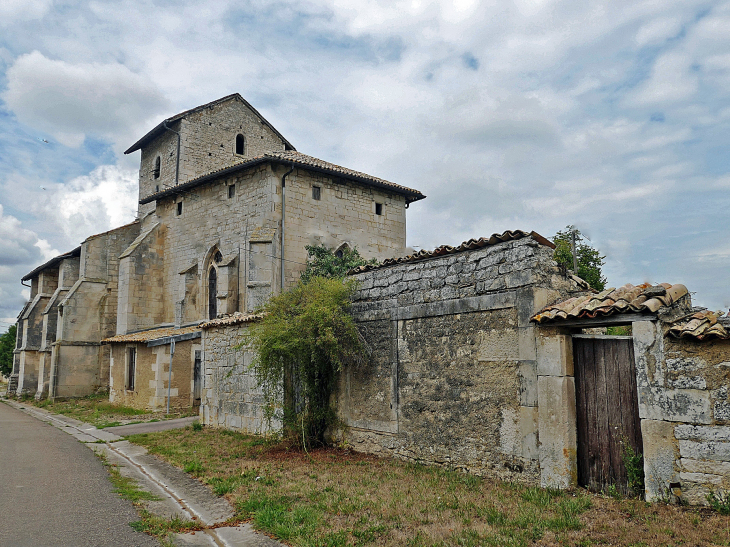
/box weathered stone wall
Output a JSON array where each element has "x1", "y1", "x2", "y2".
[
  {"x1": 337, "y1": 237, "x2": 584, "y2": 483},
  {"x1": 109, "y1": 339, "x2": 199, "y2": 410},
  {"x1": 633, "y1": 323, "x2": 730, "y2": 504},
  {"x1": 200, "y1": 323, "x2": 278, "y2": 433}
]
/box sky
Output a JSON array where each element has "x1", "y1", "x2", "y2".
[{"x1": 0, "y1": 0, "x2": 729, "y2": 329}]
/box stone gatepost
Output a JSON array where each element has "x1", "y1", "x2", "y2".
[{"x1": 536, "y1": 329, "x2": 578, "y2": 488}]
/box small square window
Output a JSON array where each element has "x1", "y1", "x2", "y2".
[
  {"x1": 375, "y1": 202, "x2": 383, "y2": 216},
  {"x1": 177, "y1": 201, "x2": 183, "y2": 216},
  {"x1": 228, "y1": 185, "x2": 235, "y2": 199},
  {"x1": 312, "y1": 186, "x2": 321, "y2": 200}
]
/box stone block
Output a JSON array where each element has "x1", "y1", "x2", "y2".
[
  {"x1": 518, "y1": 360, "x2": 538, "y2": 407},
  {"x1": 538, "y1": 376, "x2": 577, "y2": 488},
  {"x1": 675, "y1": 425, "x2": 730, "y2": 442},
  {"x1": 520, "y1": 405, "x2": 539, "y2": 460},
  {"x1": 536, "y1": 334, "x2": 573, "y2": 377},
  {"x1": 641, "y1": 419, "x2": 679, "y2": 502}
]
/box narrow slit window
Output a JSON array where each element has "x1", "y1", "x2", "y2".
[
  {"x1": 235, "y1": 134, "x2": 245, "y2": 155},
  {"x1": 312, "y1": 186, "x2": 321, "y2": 200},
  {"x1": 375, "y1": 202, "x2": 383, "y2": 216},
  {"x1": 228, "y1": 185, "x2": 235, "y2": 199},
  {"x1": 177, "y1": 201, "x2": 183, "y2": 216},
  {"x1": 153, "y1": 156, "x2": 161, "y2": 179},
  {"x1": 127, "y1": 347, "x2": 136, "y2": 391}
]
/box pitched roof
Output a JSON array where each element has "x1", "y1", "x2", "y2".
[
  {"x1": 668, "y1": 310, "x2": 730, "y2": 340},
  {"x1": 22, "y1": 247, "x2": 81, "y2": 282},
  {"x1": 124, "y1": 93, "x2": 295, "y2": 154},
  {"x1": 200, "y1": 312, "x2": 263, "y2": 329},
  {"x1": 139, "y1": 151, "x2": 425, "y2": 205},
  {"x1": 348, "y1": 230, "x2": 557, "y2": 274},
  {"x1": 103, "y1": 325, "x2": 200, "y2": 344},
  {"x1": 531, "y1": 283, "x2": 688, "y2": 323}
]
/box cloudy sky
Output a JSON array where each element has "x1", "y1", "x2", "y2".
[{"x1": 1, "y1": 0, "x2": 729, "y2": 328}]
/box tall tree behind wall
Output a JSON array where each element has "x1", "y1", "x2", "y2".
[
  {"x1": 0, "y1": 325, "x2": 17, "y2": 377},
  {"x1": 553, "y1": 226, "x2": 607, "y2": 292}
]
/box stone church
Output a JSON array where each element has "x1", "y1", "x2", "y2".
[{"x1": 8, "y1": 93, "x2": 425, "y2": 408}]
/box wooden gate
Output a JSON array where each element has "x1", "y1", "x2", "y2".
[{"x1": 573, "y1": 335, "x2": 643, "y2": 493}]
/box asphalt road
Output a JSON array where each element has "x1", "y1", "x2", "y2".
[{"x1": 0, "y1": 401, "x2": 159, "y2": 547}]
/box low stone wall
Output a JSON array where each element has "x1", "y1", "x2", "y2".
[
  {"x1": 338, "y1": 236, "x2": 584, "y2": 483},
  {"x1": 635, "y1": 327, "x2": 730, "y2": 504},
  {"x1": 200, "y1": 323, "x2": 279, "y2": 434}
]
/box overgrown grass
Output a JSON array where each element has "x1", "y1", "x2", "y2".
[
  {"x1": 127, "y1": 426, "x2": 730, "y2": 546},
  {"x1": 19, "y1": 393, "x2": 196, "y2": 428}
]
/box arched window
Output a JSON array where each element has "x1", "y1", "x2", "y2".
[
  {"x1": 153, "y1": 156, "x2": 161, "y2": 179},
  {"x1": 235, "y1": 134, "x2": 245, "y2": 155},
  {"x1": 208, "y1": 267, "x2": 217, "y2": 320}
]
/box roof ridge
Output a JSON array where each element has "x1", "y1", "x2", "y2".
[{"x1": 124, "y1": 93, "x2": 295, "y2": 154}]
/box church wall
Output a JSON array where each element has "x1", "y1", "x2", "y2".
[
  {"x1": 151, "y1": 164, "x2": 278, "y2": 324},
  {"x1": 139, "y1": 122, "x2": 180, "y2": 208},
  {"x1": 51, "y1": 223, "x2": 140, "y2": 398},
  {"x1": 280, "y1": 166, "x2": 408, "y2": 287}
]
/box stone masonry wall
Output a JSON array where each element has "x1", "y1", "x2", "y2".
[
  {"x1": 138, "y1": 96, "x2": 287, "y2": 204},
  {"x1": 200, "y1": 323, "x2": 278, "y2": 434},
  {"x1": 633, "y1": 323, "x2": 730, "y2": 504},
  {"x1": 339, "y1": 237, "x2": 585, "y2": 483},
  {"x1": 280, "y1": 166, "x2": 407, "y2": 287}
]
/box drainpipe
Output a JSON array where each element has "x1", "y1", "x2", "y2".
[
  {"x1": 280, "y1": 163, "x2": 294, "y2": 292},
  {"x1": 162, "y1": 121, "x2": 181, "y2": 185},
  {"x1": 167, "y1": 339, "x2": 175, "y2": 415}
]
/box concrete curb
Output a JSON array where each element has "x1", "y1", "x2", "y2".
[{"x1": 2, "y1": 399, "x2": 283, "y2": 547}]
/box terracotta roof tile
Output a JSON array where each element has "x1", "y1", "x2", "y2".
[
  {"x1": 200, "y1": 312, "x2": 263, "y2": 329},
  {"x1": 103, "y1": 325, "x2": 201, "y2": 343},
  {"x1": 139, "y1": 151, "x2": 425, "y2": 205},
  {"x1": 668, "y1": 310, "x2": 730, "y2": 340},
  {"x1": 531, "y1": 283, "x2": 689, "y2": 323},
  {"x1": 348, "y1": 230, "x2": 565, "y2": 275}
]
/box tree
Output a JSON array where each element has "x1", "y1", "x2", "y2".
[
  {"x1": 243, "y1": 277, "x2": 364, "y2": 447},
  {"x1": 299, "y1": 244, "x2": 378, "y2": 283},
  {"x1": 552, "y1": 226, "x2": 606, "y2": 291},
  {"x1": 0, "y1": 325, "x2": 17, "y2": 378}
]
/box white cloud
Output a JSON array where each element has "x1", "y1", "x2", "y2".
[
  {"x1": 0, "y1": 0, "x2": 52, "y2": 26},
  {"x1": 2, "y1": 51, "x2": 168, "y2": 148},
  {"x1": 49, "y1": 165, "x2": 138, "y2": 246},
  {"x1": 626, "y1": 52, "x2": 698, "y2": 106}
]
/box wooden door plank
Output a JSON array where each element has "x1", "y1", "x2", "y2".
[
  {"x1": 594, "y1": 339, "x2": 613, "y2": 490},
  {"x1": 574, "y1": 339, "x2": 589, "y2": 488},
  {"x1": 584, "y1": 339, "x2": 601, "y2": 491},
  {"x1": 605, "y1": 339, "x2": 627, "y2": 491}
]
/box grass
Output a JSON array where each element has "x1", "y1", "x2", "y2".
[
  {"x1": 126, "y1": 426, "x2": 730, "y2": 547},
  {"x1": 18, "y1": 392, "x2": 196, "y2": 428},
  {"x1": 98, "y1": 451, "x2": 203, "y2": 543}
]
